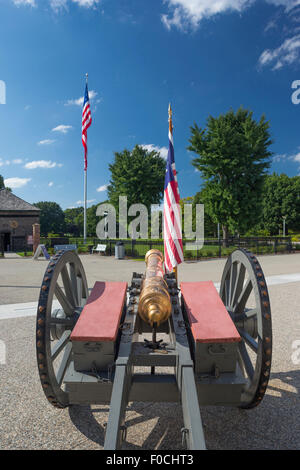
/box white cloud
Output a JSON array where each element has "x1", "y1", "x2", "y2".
[
  {"x1": 273, "y1": 153, "x2": 287, "y2": 162},
  {"x1": 0, "y1": 158, "x2": 24, "y2": 166},
  {"x1": 4, "y1": 177, "x2": 31, "y2": 188},
  {"x1": 49, "y1": 0, "x2": 68, "y2": 12},
  {"x1": 161, "y1": 1, "x2": 300, "y2": 31},
  {"x1": 65, "y1": 90, "x2": 99, "y2": 107},
  {"x1": 258, "y1": 34, "x2": 300, "y2": 69},
  {"x1": 142, "y1": 144, "x2": 168, "y2": 160},
  {"x1": 274, "y1": 149, "x2": 300, "y2": 163},
  {"x1": 13, "y1": 0, "x2": 36, "y2": 6},
  {"x1": 76, "y1": 199, "x2": 96, "y2": 204},
  {"x1": 37, "y1": 139, "x2": 56, "y2": 146},
  {"x1": 161, "y1": 0, "x2": 254, "y2": 31},
  {"x1": 72, "y1": 0, "x2": 100, "y2": 6},
  {"x1": 265, "y1": 0, "x2": 300, "y2": 11},
  {"x1": 96, "y1": 184, "x2": 108, "y2": 192},
  {"x1": 13, "y1": 0, "x2": 100, "y2": 9},
  {"x1": 48, "y1": 181, "x2": 54, "y2": 187},
  {"x1": 52, "y1": 124, "x2": 73, "y2": 134},
  {"x1": 292, "y1": 152, "x2": 300, "y2": 161},
  {"x1": 24, "y1": 160, "x2": 60, "y2": 169}
]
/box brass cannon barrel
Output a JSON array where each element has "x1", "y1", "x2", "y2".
[{"x1": 138, "y1": 249, "x2": 172, "y2": 326}]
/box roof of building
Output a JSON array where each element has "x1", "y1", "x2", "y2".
[{"x1": 0, "y1": 189, "x2": 40, "y2": 212}]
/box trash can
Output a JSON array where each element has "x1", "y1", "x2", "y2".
[{"x1": 115, "y1": 241, "x2": 125, "y2": 259}]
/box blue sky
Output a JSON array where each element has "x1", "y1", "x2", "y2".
[{"x1": 1, "y1": 0, "x2": 300, "y2": 210}]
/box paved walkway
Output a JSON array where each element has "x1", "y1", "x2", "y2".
[{"x1": 2, "y1": 252, "x2": 22, "y2": 259}]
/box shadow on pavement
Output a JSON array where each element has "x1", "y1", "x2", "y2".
[{"x1": 67, "y1": 369, "x2": 299, "y2": 450}]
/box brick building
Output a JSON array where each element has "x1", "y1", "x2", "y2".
[{"x1": 0, "y1": 189, "x2": 40, "y2": 252}]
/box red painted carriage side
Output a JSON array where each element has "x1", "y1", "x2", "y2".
[
  {"x1": 180, "y1": 281, "x2": 240, "y2": 343},
  {"x1": 71, "y1": 281, "x2": 127, "y2": 342}
]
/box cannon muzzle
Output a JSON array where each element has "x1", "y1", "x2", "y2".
[{"x1": 138, "y1": 249, "x2": 172, "y2": 326}]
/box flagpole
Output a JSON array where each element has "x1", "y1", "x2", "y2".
[{"x1": 83, "y1": 73, "x2": 88, "y2": 245}]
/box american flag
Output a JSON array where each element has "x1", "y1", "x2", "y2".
[
  {"x1": 82, "y1": 82, "x2": 92, "y2": 171},
  {"x1": 163, "y1": 104, "x2": 184, "y2": 272}
]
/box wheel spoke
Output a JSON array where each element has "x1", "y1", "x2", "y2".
[
  {"x1": 61, "y1": 265, "x2": 76, "y2": 307},
  {"x1": 50, "y1": 317, "x2": 75, "y2": 327},
  {"x1": 224, "y1": 278, "x2": 230, "y2": 306},
  {"x1": 56, "y1": 342, "x2": 72, "y2": 386},
  {"x1": 69, "y1": 263, "x2": 79, "y2": 306},
  {"x1": 228, "y1": 262, "x2": 238, "y2": 307},
  {"x1": 238, "y1": 341, "x2": 254, "y2": 380},
  {"x1": 51, "y1": 330, "x2": 71, "y2": 361},
  {"x1": 231, "y1": 263, "x2": 246, "y2": 310},
  {"x1": 245, "y1": 308, "x2": 258, "y2": 319},
  {"x1": 234, "y1": 277, "x2": 252, "y2": 314},
  {"x1": 238, "y1": 328, "x2": 258, "y2": 353},
  {"x1": 234, "y1": 309, "x2": 257, "y2": 323},
  {"x1": 54, "y1": 284, "x2": 73, "y2": 315},
  {"x1": 77, "y1": 276, "x2": 83, "y2": 306}
]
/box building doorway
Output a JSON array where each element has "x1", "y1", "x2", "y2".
[{"x1": 2, "y1": 232, "x2": 11, "y2": 251}]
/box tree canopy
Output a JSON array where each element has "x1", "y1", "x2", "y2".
[
  {"x1": 34, "y1": 201, "x2": 65, "y2": 236},
  {"x1": 107, "y1": 145, "x2": 166, "y2": 213},
  {"x1": 188, "y1": 107, "x2": 273, "y2": 239},
  {"x1": 0, "y1": 174, "x2": 11, "y2": 192},
  {"x1": 261, "y1": 173, "x2": 300, "y2": 235}
]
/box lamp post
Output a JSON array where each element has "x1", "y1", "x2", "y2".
[{"x1": 282, "y1": 216, "x2": 286, "y2": 237}]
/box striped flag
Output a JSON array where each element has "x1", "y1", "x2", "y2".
[
  {"x1": 163, "y1": 104, "x2": 184, "y2": 272},
  {"x1": 82, "y1": 83, "x2": 92, "y2": 171}
]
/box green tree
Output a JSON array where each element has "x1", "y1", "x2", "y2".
[
  {"x1": 107, "y1": 145, "x2": 166, "y2": 213},
  {"x1": 261, "y1": 173, "x2": 300, "y2": 235},
  {"x1": 0, "y1": 174, "x2": 11, "y2": 192},
  {"x1": 188, "y1": 107, "x2": 273, "y2": 242},
  {"x1": 180, "y1": 193, "x2": 217, "y2": 239},
  {"x1": 34, "y1": 201, "x2": 65, "y2": 236},
  {"x1": 64, "y1": 207, "x2": 83, "y2": 236}
]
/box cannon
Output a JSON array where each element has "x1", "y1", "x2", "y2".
[{"x1": 35, "y1": 248, "x2": 272, "y2": 450}]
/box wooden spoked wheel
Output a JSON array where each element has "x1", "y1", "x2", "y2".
[
  {"x1": 36, "y1": 250, "x2": 88, "y2": 408},
  {"x1": 220, "y1": 249, "x2": 272, "y2": 409}
]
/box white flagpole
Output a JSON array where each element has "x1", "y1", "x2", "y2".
[
  {"x1": 83, "y1": 72, "x2": 88, "y2": 244},
  {"x1": 84, "y1": 167, "x2": 87, "y2": 244}
]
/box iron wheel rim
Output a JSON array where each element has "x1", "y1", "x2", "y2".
[
  {"x1": 219, "y1": 249, "x2": 272, "y2": 408},
  {"x1": 36, "y1": 250, "x2": 88, "y2": 408}
]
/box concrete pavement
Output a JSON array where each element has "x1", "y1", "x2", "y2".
[{"x1": 0, "y1": 253, "x2": 299, "y2": 449}]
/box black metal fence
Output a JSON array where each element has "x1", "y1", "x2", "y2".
[
  {"x1": 2, "y1": 235, "x2": 297, "y2": 259},
  {"x1": 35, "y1": 235, "x2": 297, "y2": 260}
]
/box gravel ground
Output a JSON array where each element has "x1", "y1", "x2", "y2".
[{"x1": 0, "y1": 253, "x2": 299, "y2": 450}]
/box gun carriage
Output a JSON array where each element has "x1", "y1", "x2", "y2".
[{"x1": 35, "y1": 248, "x2": 272, "y2": 450}]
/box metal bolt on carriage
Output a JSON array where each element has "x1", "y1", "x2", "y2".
[{"x1": 35, "y1": 248, "x2": 272, "y2": 450}]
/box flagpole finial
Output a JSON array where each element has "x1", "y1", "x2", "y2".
[{"x1": 85, "y1": 73, "x2": 88, "y2": 84}]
